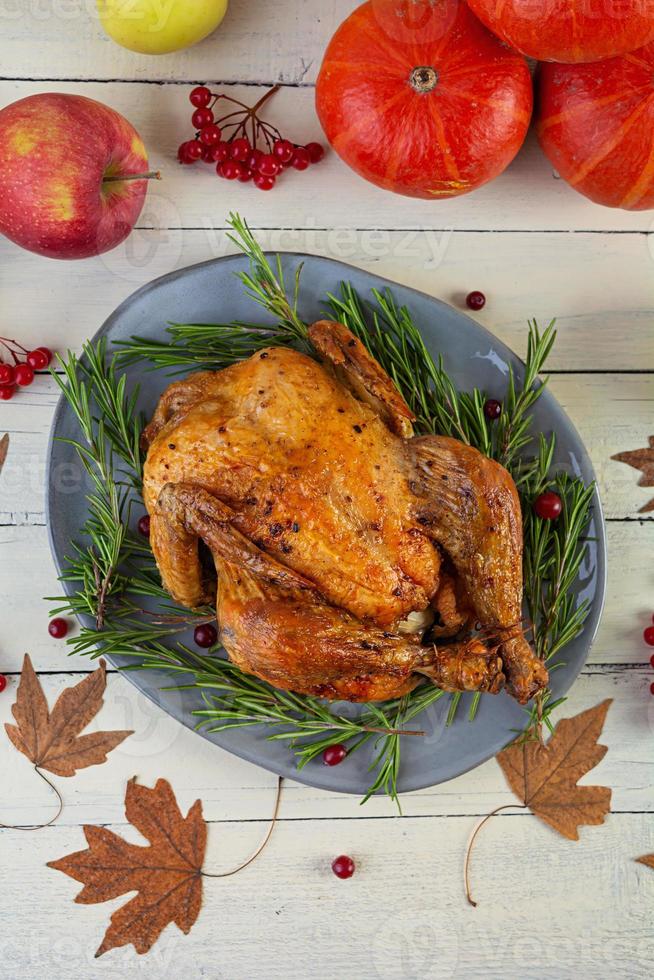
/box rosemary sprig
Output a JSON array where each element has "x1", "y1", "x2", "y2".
[
  {"x1": 227, "y1": 212, "x2": 309, "y2": 347},
  {"x1": 52, "y1": 345, "x2": 143, "y2": 627},
  {"x1": 519, "y1": 460, "x2": 595, "y2": 741},
  {"x1": 116, "y1": 320, "x2": 307, "y2": 374},
  {"x1": 53, "y1": 213, "x2": 595, "y2": 801}
]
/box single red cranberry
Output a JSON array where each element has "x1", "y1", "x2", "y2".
[
  {"x1": 191, "y1": 107, "x2": 214, "y2": 130},
  {"x1": 220, "y1": 160, "x2": 244, "y2": 180},
  {"x1": 323, "y1": 744, "x2": 347, "y2": 766},
  {"x1": 36, "y1": 347, "x2": 53, "y2": 366},
  {"x1": 292, "y1": 147, "x2": 311, "y2": 171},
  {"x1": 212, "y1": 142, "x2": 230, "y2": 164},
  {"x1": 534, "y1": 491, "x2": 562, "y2": 520},
  {"x1": 650, "y1": 681, "x2": 654, "y2": 695},
  {"x1": 649, "y1": 653, "x2": 654, "y2": 669},
  {"x1": 230, "y1": 137, "x2": 251, "y2": 162},
  {"x1": 185, "y1": 141, "x2": 204, "y2": 161},
  {"x1": 0, "y1": 385, "x2": 15, "y2": 400},
  {"x1": 644, "y1": 627, "x2": 654, "y2": 647},
  {"x1": 254, "y1": 173, "x2": 275, "y2": 191},
  {"x1": 0, "y1": 675, "x2": 7, "y2": 694},
  {"x1": 273, "y1": 139, "x2": 295, "y2": 164},
  {"x1": 137, "y1": 515, "x2": 151, "y2": 537},
  {"x1": 200, "y1": 124, "x2": 222, "y2": 146},
  {"x1": 247, "y1": 148, "x2": 264, "y2": 171},
  {"x1": 466, "y1": 290, "x2": 486, "y2": 311},
  {"x1": 14, "y1": 363, "x2": 34, "y2": 387},
  {"x1": 190, "y1": 86, "x2": 212, "y2": 108},
  {"x1": 48, "y1": 618, "x2": 69, "y2": 639},
  {"x1": 194, "y1": 623, "x2": 218, "y2": 648},
  {"x1": 258, "y1": 153, "x2": 280, "y2": 177},
  {"x1": 27, "y1": 348, "x2": 50, "y2": 370},
  {"x1": 332, "y1": 855, "x2": 355, "y2": 879},
  {"x1": 305, "y1": 142, "x2": 325, "y2": 163},
  {"x1": 178, "y1": 141, "x2": 193, "y2": 163},
  {"x1": 237, "y1": 167, "x2": 253, "y2": 182},
  {"x1": 0, "y1": 363, "x2": 15, "y2": 385},
  {"x1": 483, "y1": 399, "x2": 502, "y2": 420}
]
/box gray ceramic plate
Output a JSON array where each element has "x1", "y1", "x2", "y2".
[{"x1": 46, "y1": 253, "x2": 606, "y2": 795}]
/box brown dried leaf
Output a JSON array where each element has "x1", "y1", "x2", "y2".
[
  {"x1": 4, "y1": 654, "x2": 132, "y2": 776},
  {"x1": 0, "y1": 433, "x2": 9, "y2": 476},
  {"x1": 612, "y1": 436, "x2": 654, "y2": 513},
  {"x1": 636, "y1": 854, "x2": 654, "y2": 870},
  {"x1": 48, "y1": 778, "x2": 206, "y2": 957},
  {"x1": 497, "y1": 700, "x2": 613, "y2": 840}
]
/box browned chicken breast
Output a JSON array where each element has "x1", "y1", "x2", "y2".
[{"x1": 142, "y1": 320, "x2": 547, "y2": 704}]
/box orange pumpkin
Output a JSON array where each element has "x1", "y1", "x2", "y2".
[
  {"x1": 466, "y1": 0, "x2": 654, "y2": 64},
  {"x1": 537, "y1": 42, "x2": 654, "y2": 210},
  {"x1": 315, "y1": 0, "x2": 533, "y2": 200}
]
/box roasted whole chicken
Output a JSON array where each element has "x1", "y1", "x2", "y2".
[{"x1": 142, "y1": 320, "x2": 548, "y2": 705}]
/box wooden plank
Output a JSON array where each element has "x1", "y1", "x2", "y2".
[
  {"x1": 0, "y1": 810, "x2": 650, "y2": 979},
  {"x1": 0, "y1": 374, "x2": 651, "y2": 521},
  {"x1": 1, "y1": 521, "x2": 651, "y2": 675},
  {"x1": 2, "y1": 78, "x2": 654, "y2": 232},
  {"x1": 0, "y1": 0, "x2": 348, "y2": 84},
  {"x1": 2, "y1": 228, "x2": 654, "y2": 372},
  {"x1": 0, "y1": 663, "x2": 649, "y2": 825}
]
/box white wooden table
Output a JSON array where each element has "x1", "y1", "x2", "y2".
[{"x1": 1, "y1": 4, "x2": 653, "y2": 978}]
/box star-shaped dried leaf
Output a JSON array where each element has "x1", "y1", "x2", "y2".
[
  {"x1": 497, "y1": 700, "x2": 613, "y2": 840},
  {"x1": 636, "y1": 854, "x2": 654, "y2": 870},
  {"x1": 612, "y1": 436, "x2": 654, "y2": 513},
  {"x1": 4, "y1": 654, "x2": 132, "y2": 776},
  {"x1": 0, "y1": 433, "x2": 9, "y2": 477},
  {"x1": 48, "y1": 778, "x2": 206, "y2": 957}
]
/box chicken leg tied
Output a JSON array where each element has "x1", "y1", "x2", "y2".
[{"x1": 410, "y1": 435, "x2": 548, "y2": 703}]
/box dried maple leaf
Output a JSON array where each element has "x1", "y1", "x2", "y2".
[
  {"x1": 48, "y1": 778, "x2": 206, "y2": 957},
  {"x1": 0, "y1": 433, "x2": 8, "y2": 476},
  {"x1": 636, "y1": 854, "x2": 654, "y2": 870},
  {"x1": 497, "y1": 699, "x2": 613, "y2": 840},
  {"x1": 4, "y1": 654, "x2": 132, "y2": 777},
  {"x1": 612, "y1": 436, "x2": 654, "y2": 513}
]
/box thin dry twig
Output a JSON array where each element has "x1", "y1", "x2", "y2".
[
  {"x1": 202, "y1": 776, "x2": 284, "y2": 878},
  {"x1": 464, "y1": 803, "x2": 526, "y2": 907},
  {"x1": 0, "y1": 766, "x2": 64, "y2": 831}
]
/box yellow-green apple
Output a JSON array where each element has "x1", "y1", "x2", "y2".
[
  {"x1": 0, "y1": 93, "x2": 154, "y2": 260},
  {"x1": 97, "y1": 0, "x2": 229, "y2": 55}
]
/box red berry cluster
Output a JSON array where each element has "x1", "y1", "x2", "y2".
[
  {"x1": 0, "y1": 336, "x2": 53, "y2": 402},
  {"x1": 178, "y1": 85, "x2": 325, "y2": 191}
]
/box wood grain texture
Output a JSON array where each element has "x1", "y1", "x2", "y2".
[
  {"x1": 2, "y1": 228, "x2": 653, "y2": 371},
  {"x1": 0, "y1": 11, "x2": 652, "y2": 975},
  {"x1": 0, "y1": 0, "x2": 342, "y2": 85},
  {"x1": 2, "y1": 78, "x2": 654, "y2": 232},
  {"x1": 0, "y1": 811, "x2": 651, "y2": 979}
]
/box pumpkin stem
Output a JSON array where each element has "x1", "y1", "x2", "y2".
[{"x1": 410, "y1": 66, "x2": 438, "y2": 94}]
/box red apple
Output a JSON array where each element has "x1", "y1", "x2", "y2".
[{"x1": 0, "y1": 93, "x2": 153, "y2": 260}]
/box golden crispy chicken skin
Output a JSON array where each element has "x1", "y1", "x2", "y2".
[{"x1": 142, "y1": 320, "x2": 547, "y2": 704}]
